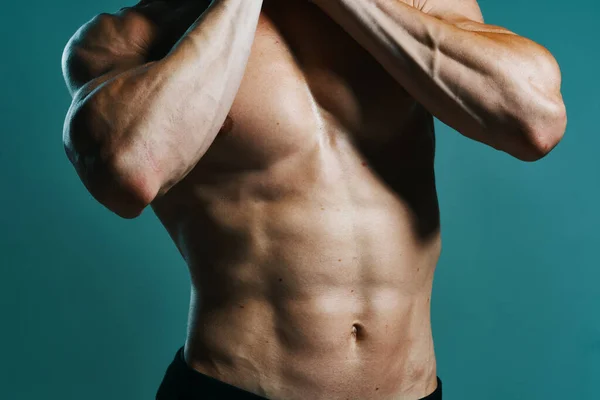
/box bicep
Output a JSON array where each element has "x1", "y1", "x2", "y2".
[{"x1": 61, "y1": 10, "x2": 158, "y2": 99}]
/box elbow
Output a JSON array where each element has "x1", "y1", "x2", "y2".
[
  {"x1": 69, "y1": 147, "x2": 160, "y2": 219},
  {"x1": 511, "y1": 49, "x2": 567, "y2": 162},
  {"x1": 110, "y1": 150, "x2": 161, "y2": 219},
  {"x1": 519, "y1": 100, "x2": 567, "y2": 162},
  {"x1": 504, "y1": 96, "x2": 567, "y2": 162},
  {"x1": 99, "y1": 157, "x2": 159, "y2": 219},
  {"x1": 64, "y1": 108, "x2": 160, "y2": 219},
  {"x1": 105, "y1": 188, "x2": 156, "y2": 220}
]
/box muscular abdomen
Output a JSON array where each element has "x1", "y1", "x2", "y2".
[{"x1": 152, "y1": 125, "x2": 440, "y2": 399}]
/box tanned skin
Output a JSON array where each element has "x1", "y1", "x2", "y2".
[{"x1": 61, "y1": 0, "x2": 565, "y2": 398}]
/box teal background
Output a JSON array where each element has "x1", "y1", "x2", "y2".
[{"x1": 1, "y1": 0, "x2": 597, "y2": 399}]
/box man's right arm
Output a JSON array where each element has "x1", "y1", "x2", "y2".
[{"x1": 62, "y1": 0, "x2": 264, "y2": 218}]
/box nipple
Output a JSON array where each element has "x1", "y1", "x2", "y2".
[{"x1": 220, "y1": 115, "x2": 234, "y2": 135}]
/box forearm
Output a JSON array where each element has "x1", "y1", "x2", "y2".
[
  {"x1": 66, "y1": 0, "x2": 263, "y2": 217},
  {"x1": 312, "y1": 0, "x2": 566, "y2": 160}
]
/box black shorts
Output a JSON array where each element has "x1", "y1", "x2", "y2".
[{"x1": 156, "y1": 346, "x2": 443, "y2": 399}]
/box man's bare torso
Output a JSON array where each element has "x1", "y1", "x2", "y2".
[{"x1": 143, "y1": 0, "x2": 440, "y2": 398}]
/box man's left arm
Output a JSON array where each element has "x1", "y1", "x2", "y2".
[{"x1": 311, "y1": 0, "x2": 567, "y2": 161}]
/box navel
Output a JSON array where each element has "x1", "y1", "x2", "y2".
[{"x1": 351, "y1": 322, "x2": 365, "y2": 340}]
